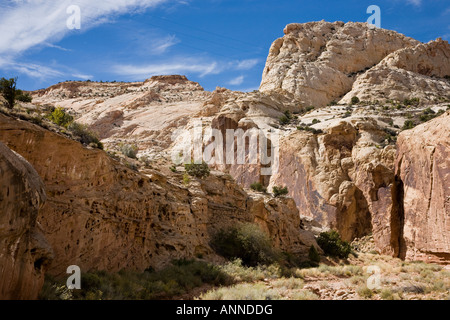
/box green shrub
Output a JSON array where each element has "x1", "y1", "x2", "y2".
[
  {"x1": 308, "y1": 245, "x2": 321, "y2": 264},
  {"x1": 317, "y1": 230, "x2": 352, "y2": 259},
  {"x1": 342, "y1": 111, "x2": 352, "y2": 118},
  {"x1": 120, "y1": 143, "x2": 138, "y2": 159},
  {"x1": 211, "y1": 223, "x2": 277, "y2": 267},
  {"x1": 351, "y1": 96, "x2": 360, "y2": 105},
  {"x1": 15, "y1": 89, "x2": 32, "y2": 102},
  {"x1": 403, "y1": 97, "x2": 420, "y2": 106},
  {"x1": 0, "y1": 77, "x2": 17, "y2": 109},
  {"x1": 68, "y1": 122, "x2": 103, "y2": 149},
  {"x1": 183, "y1": 172, "x2": 190, "y2": 185},
  {"x1": 297, "y1": 126, "x2": 323, "y2": 134},
  {"x1": 402, "y1": 120, "x2": 416, "y2": 130},
  {"x1": 250, "y1": 182, "x2": 267, "y2": 193},
  {"x1": 41, "y1": 260, "x2": 230, "y2": 300},
  {"x1": 185, "y1": 161, "x2": 210, "y2": 179},
  {"x1": 49, "y1": 107, "x2": 73, "y2": 127},
  {"x1": 279, "y1": 115, "x2": 290, "y2": 125},
  {"x1": 312, "y1": 119, "x2": 321, "y2": 124},
  {"x1": 272, "y1": 186, "x2": 288, "y2": 198}
]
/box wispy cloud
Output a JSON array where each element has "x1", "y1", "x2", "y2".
[
  {"x1": 0, "y1": 58, "x2": 64, "y2": 79},
  {"x1": 406, "y1": 0, "x2": 422, "y2": 6},
  {"x1": 113, "y1": 56, "x2": 261, "y2": 79},
  {"x1": 112, "y1": 58, "x2": 221, "y2": 78},
  {"x1": 233, "y1": 59, "x2": 260, "y2": 70},
  {"x1": 0, "y1": 0, "x2": 170, "y2": 56},
  {"x1": 228, "y1": 75, "x2": 244, "y2": 86}
]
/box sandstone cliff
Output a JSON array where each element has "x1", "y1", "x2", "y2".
[
  {"x1": 259, "y1": 21, "x2": 420, "y2": 107},
  {"x1": 341, "y1": 38, "x2": 450, "y2": 104},
  {"x1": 394, "y1": 111, "x2": 450, "y2": 263},
  {"x1": 0, "y1": 113, "x2": 318, "y2": 278},
  {"x1": 0, "y1": 142, "x2": 53, "y2": 299}
]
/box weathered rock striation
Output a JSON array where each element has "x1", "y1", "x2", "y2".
[{"x1": 0, "y1": 142, "x2": 53, "y2": 299}]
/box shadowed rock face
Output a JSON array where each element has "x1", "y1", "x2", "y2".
[
  {"x1": 394, "y1": 111, "x2": 450, "y2": 263},
  {"x1": 0, "y1": 113, "x2": 319, "y2": 277},
  {"x1": 0, "y1": 142, "x2": 53, "y2": 300}
]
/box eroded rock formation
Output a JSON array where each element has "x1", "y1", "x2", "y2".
[
  {"x1": 0, "y1": 113, "x2": 318, "y2": 277},
  {"x1": 0, "y1": 142, "x2": 53, "y2": 299}
]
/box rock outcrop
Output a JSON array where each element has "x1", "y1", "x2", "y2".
[
  {"x1": 0, "y1": 142, "x2": 53, "y2": 299},
  {"x1": 394, "y1": 111, "x2": 450, "y2": 263},
  {"x1": 0, "y1": 113, "x2": 318, "y2": 277},
  {"x1": 268, "y1": 119, "x2": 396, "y2": 242},
  {"x1": 341, "y1": 38, "x2": 450, "y2": 104},
  {"x1": 260, "y1": 21, "x2": 419, "y2": 107}
]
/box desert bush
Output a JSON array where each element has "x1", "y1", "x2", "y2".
[
  {"x1": 297, "y1": 126, "x2": 323, "y2": 134},
  {"x1": 41, "y1": 260, "x2": 230, "y2": 300},
  {"x1": 402, "y1": 120, "x2": 416, "y2": 130},
  {"x1": 272, "y1": 186, "x2": 288, "y2": 198},
  {"x1": 120, "y1": 143, "x2": 138, "y2": 159},
  {"x1": 317, "y1": 230, "x2": 352, "y2": 259},
  {"x1": 312, "y1": 119, "x2": 321, "y2": 124},
  {"x1": 211, "y1": 223, "x2": 278, "y2": 267},
  {"x1": 308, "y1": 245, "x2": 320, "y2": 264},
  {"x1": 68, "y1": 122, "x2": 103, "y2": 149},
  {"x1": 185, "y1": 161, "x2": 210, "y2": 179},
  {"x1": 49, "y1": 106, "x2": 73, "y2": 127},
  {"x1": 15, "y1": 89, "x2": 32, "y2": 102},
  {"x1": 351, "y1": 96, "x2": 360, "y2": 105},
  {"x1": 0, "y1": 77, "x2": 17, "y2": 109},
  {"x1": 199, "y1": 283, "x2": 281, "y2": 300},
  {"x1": 250, "y1": 182, "x2": 267, "y2": 193}
]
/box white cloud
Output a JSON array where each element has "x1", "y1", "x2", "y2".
[
  {"x1": 112, "y1": 58, "x2": 221, "y2": 78},
  {"x1": 228, "y1": 75, "x2": 244, "y2": 86},
  {"x1": 150, "y1": 35, "x2": 180, "y2": 54},
  {"x1": 406, "y1": 0, "x2": 422, "y2": 6},
  {"x1": 233, "y1": 59, "x2": 260, "y2": 70},
  {"x1": 0, "y1": 58, "x2": 64, "y2": 79},
  {"x1": 0, "y1": 0, "x2": 170, "y2": 56}
]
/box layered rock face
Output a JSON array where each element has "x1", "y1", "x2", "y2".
[
  {"x1": 341, "y1": 38, "x2": 450, "y2": 104},
  {"x1": 32, "y1": 75, "x2": 210, "y2": 158},
  {"x1": 268, "y1": 119, "x2": 396, "y2": 243},
  {"x1": 0, "y1": 113, "x2": 318, "y2": 277},
  {"x1": 395, "y1": 112, "x2": 450, "y2": 263},
  {"x1": 260, "y1": 21, "x2": 419, "y2": 107},
  {"x1": 0, "y1": 142, "x2": 53, "y2": 299}
]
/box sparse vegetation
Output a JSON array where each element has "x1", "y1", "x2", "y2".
[
  {"x1": 184, "y1": 161, "x2": 210, "y2": 179},
  {"x1": 40, "y1": 259, "x2": 231, "y2": 300},
  {"x1": 308, "y1": 245, "x2": 321, "y2": 264},
  {"x1": 402, "y1": 119, "x2": 416, "y2": 130},
  {"x1": 317, "y1": 230, "x2": 352, "y2": 259},
  {"x1": 272, "y1": 186, "x2": 289, "y2": 198},
  {"x1": 312, "y1": 119, "x2": 321, "y2": 125},
  {"x1": 250, "y1": 182, "x2": 267, "y2": 193},
  {"x1": 15, "y1": 89, "x2": 32, "y2": 103},
  {"x1": 119, "y1": 143, "x2": 138, "y2": 159},
  {"x1": 351, "y1": 96, "x2": 360, "y2": 105},
  {"x1": 0, "y1": 77, "x2": 17, "y2": 109},
  {"x1": 68, "y1": 122, "x2": 103, "y2": 149},
  {"x1": 211, "y1": 223, "x2": 278, "y2": 267},
  {"x1": 48, "y1": 106, "x2": 74, "y2": 128},
  {"x1": 297, "y1": 125, "x2": 323, "y2": 134}
]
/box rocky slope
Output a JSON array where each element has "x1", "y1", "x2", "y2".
[
  {"x1": 0, "y1": 113, "x2": 318, "y2": 278},
  {"x1": 341, "y1": 38, "x2": 450, "y2": 104},
  {"x1": 259, "y1": 21, "x2": 420, "y2": 107},
  {"x1": 2, "y1": 20, "x2": 450, "y2": 299},
  {"x1": 0, "y1": 142, "x2": 53, "y2": 299}
]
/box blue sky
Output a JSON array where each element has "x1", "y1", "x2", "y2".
[{"x1": 0, "y1": 0, "x2": 449, "y2": 92}]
